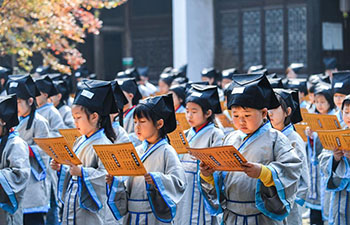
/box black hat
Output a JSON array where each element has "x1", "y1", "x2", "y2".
[
  {"x1": 186, "y1": 84, "x2": 222, "y2": 114},
  {"x1": 324, "y1": 57, "x2": 337, "y2": 70},
  {"x1": 169, "y1": 84, "x2": 186, "y2": 106},
  {"x1": 159, "y1": 72, "x2": 175, "y2": 86},
  {"x1": 289, "y1": 63, "x2": 304, "y2": 73},
  {"x1": 35, "y1": 75, "x2": 59, "y2": 97},
  {"x1": 116, "y1": 71, "x2": 130, "y2": 79},
  {"x1": 222, "y1": 68, "x2": 236, "y2": 80},
  {"x1": 185, "y1": 81, "x2": 209, "y2": 93},
  {"x1": 201, "y1": 68, "x2": 217, "y2": 78},
  {"x1": 74, "y1": 66, "x2": 89, "y2": 78},
  {"x1": 162, "y1": 67, "x2": 173, "y2": 74},
  {"x1": 0, "y1": 66, "x2": 12, "y2": 80},
  {"x1": 117, "y1": 78, "x2": 142, "y2": 105},
  {"x1": 283, "y1": 78, "x2": 308, "y2": 95},
  {"x1": 137, "y1": 67, "x2": 149, "y2": 77},
  {"x1": 172, "y1": 64, "x2": 187, "y2": 78},
  {"x1": 35, "y1": 65, "x2": 52, "y2": 75},
  {"x1": 73, "y1": 80, "x2": 118, "y2": 116},
  {"x1": 7, "y1": 75, "x2": 40, "y2": 99},
  {"x1": 139, "y1": 94, "x2": 177, "y2": 133},
  {"x1": 274, "y1": 89, "x2": 302, "y2": 124},
  {"x1": 110, "y1": 80, "x2": 128, "y2": 111},
  {"x1": 53, "y1": 80, "x2": 69, "y2": 102},
  {"x1": 48, "y1": 73, "x2": 63, "y2": 81},
  {"x1": 172, "y1": 77, "x2": 188, "y2": 85},
  {"x1": 268, "y1": 77, "x2": 284, "y2": 88},
  {"x1": 0, "y1": 94, "x2": 19, "y2": 129},
  {"x1": 227, "y1": 74, "x2": 280, "y2": 110},
  {"x1": 248, "y1": 65, "x2": 265, "y2": 73},
  {"x1": 125, "y1": 68, "x2": 141, "y2": 81},
  {"x1": 88, "y1": 73, "x2": 97, "y2": 80},
  {"x1": 332, "y1": 71, "x2": 350, "y2": 95},
  {"x1": 266, "y1": 73, "x2": 278, "y2": 79}
]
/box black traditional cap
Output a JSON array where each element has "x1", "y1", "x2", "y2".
[
  {"x1": 185, "y1": 81, "x2": 209, "y2": 93},
  {"x1": 53, "y1": 80, "x2": 69, "y2": 102},
  {"x1": 222, "y1": 68, "x2": 237, "y2": 80},
  {"x1": 117, "y1": 78, "x2": 142, "y2": 105},
  {"x1": 266, "y1": 73, "x2": 278, "y2": 79},
  {"x1": 159, "y1": 72, "x2": 175, "y2": 86},
  {"x1": 248, "y1": 65, "x2": 265, "y2": 73},
  {"x1": 186, "y1": 84, "x2": 222, "y2": 114},
  {"x1": 274, "y1": 89, "x2": 302, "y2": 124},
  {"x1": 289, "y1": 63, "x2": 304, "y2": 73},
  {"x1": 35, "y1": 75, "x2": 59, "y2": 97},
  {"x1": 268, "y1": 77, "x2": 284, "y2": 88},
  {"x1": 48, "y1": 73, "x2": 63, "y2": 81},
  {"x1": 137, "y1": 67, "x2": 149, "y2": 77},
  {"x1": 172, "y1": 64, "x2": 187, "y2": 78},
  {"x1": 332, "y1": 71, "x2": 350, "y2": 95},
  {"x1": 110, "y1": 80, "x2": 128, "y2": 111},
  {"x1": 201, "y1": 68, "x2": 217, "y2": 78},
  {"x1": 125, "y1": 68, "x2": 141, "y2": 81},
  {"x1": 162, "y1": 67, "x2": 173, "y2": 74},
  {"x1": 74, "y1": 66, "x2": 89, "y2": 78},
  {"x1": 172, "y1": 77, "x2": 188, "y2": 85},
  {"x1": 283, "y1": 78, "x2": 308, "y2": 95},
  {"x1": 35, "y1": 65, "x2": 51, "y2": 75},
  {"x1": 0, "y1": 66, "x2": 12, "y2": 80},
  {"x1": 7, "y1": 75, "x2": 40, "y2": 99},
  {"x1": 226, "y1": 74, "x2": 280, "y2": 110},
  {"x1": 0, "y1": 94, "x2": 19, "y2": 129},
  {"x1": 116, "y1": 71, "x2": 130, "y2": 79},
  {"x1": 324, "y1": 57, "x2": 337, "y2": 70},
  {"x1": 88, "y1": 73, "x2": 97, "y2": 80},
  {"x1": 139, "y1": 94, "x2": 176, "y2": 134},
  {"x1": 73, "y1": 80, "x2": 118, "y2": 116},
  {"x1": 169, "y1": 84, "x2": 186, "y2": 106}
]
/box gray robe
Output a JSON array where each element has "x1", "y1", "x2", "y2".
[
  {"x1": 36, "y1": 103, "x2": 65, "y2": 137},
  {"x1": 283, "y1": 124, "x2": 310, "y2": 225},
  {"x1": 319, "y1": 149, "x2": 350, "y2": 225},
  {"x1": 58, "y1": 105, "x2": 75, "y2": 129},
  {"x1": 57, "y1": 129, "x2": 110, "y2": 225},
  {"x1": 199, "y1": 122, "x2": 302, "y2": 225},
  {"x1": 17, "y1": 113, "x2": 51, "y2": 214},
  {"x1": 175, "y1": 123, "x2": 224, "y2": 225},
  {"x1": 107, "y1": 139, "x2": 187, "y2": 225},
  {"x1": 0, "y1": 133, "x2": 31, "y2": 225}
]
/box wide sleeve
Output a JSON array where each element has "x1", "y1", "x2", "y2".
[
  {"x1": 146, "y1": 147, "x2": 187, "y2": 223},
  {"x1": 57, "y1": 165, "x2": 70, "y2": 204},
  {"x1": 107, "y1": 176, "x2": 129, "y2": 220},
  {"x1": 114, "y1": 125, "x2": 130, "y2": 144},
  {"x1": 77, "y1": 157, "x2": 107, "y2": 213},
  {"x1": 49, "y1": 110, "x2": 65, "y2": 137},
  {"x1": 210, "y1": 128, "x2": 225, "y2": 147},
  {"x1": 62, "y1": 107, "x2": 75, "y2": 129},
  {"x1": 255, "y1": 134, "x2": 302, "y2": 221},
  {"x1": 0, "y1": 139, "x2": 31, "y2": 214}
]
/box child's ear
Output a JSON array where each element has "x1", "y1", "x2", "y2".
[
  {"x1": 156, "y1": 119, "x2": 164, "y2": 130},
  {"x1": 28, "y1": 97, "x2": 34, "y2": 106},
  {"x1": 205, "y1": 109, "x2": 213, "y2": 119},
  {"x1": 286, "y1": 107, "x2": 292, "y2": 116},
  {"x1": 90, "y1": 112, "x2": 99, "y2": 123},
  {"x1": 261, "y1": 108, "x2": 268, "y2": 118}
]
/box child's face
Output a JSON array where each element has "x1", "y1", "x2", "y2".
[
  {"x1": 308, "y1": 93, "x2": 315, "y2": 103},
  {"x1": 268, "y1": 106, "x2": 287, "y2": 130},
  {"x1": 343, "y1": 104, "x2": 350, "y2": 127},
  {"x1": 36, "y1": 92, "x2": 49, "y2": 107},
  {"x1": 158, "y1": 80, "x2": 169, "y2": 95},
  {"x1": 134, "y1": 116, "x2": 159, "y2": 142},
  {"x1": 169, "y1": 91, "x2": 181, "y2": 109},
  {"x1": 186, "y1": 102, "x2": 211, "y2": 130},
  {"x1": 333, "y1": 93, "x2": 346, "y2": 109},
  {"x1": 72, "y1": 105, "x2": 99, "y2": 137},
  {"x1": 17, "y1": 98, "x2": 31, "y2": 117},
  {"x1": 232, "y1": 106, "x2": 267, "y2": 134},
  {"x1": 315, "y1": 94, "x2": 330, "y2": 114}
]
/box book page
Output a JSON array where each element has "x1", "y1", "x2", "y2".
[
  {"x1": 168, "y1": 123, "x2": 189, "y2": 154},
  {"x1": 59, "y1": 128, "x2": 81, "y2": 149},
  {"x1": 301, "y1": 113, "x2": 341, "y2": 131},
  {"x1": 294, "y1": 123, "x2": 308, "y2": 142},
  {"x1": 317, "y1": 130, "x2": 350, "y2": 151},
  {"x1": 176, "y1": 113, "x2": 191, "y2": 131}
]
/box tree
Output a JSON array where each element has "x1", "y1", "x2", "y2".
[{"x1": 0, "y1": 0, "x2": 126, "y2": 74}]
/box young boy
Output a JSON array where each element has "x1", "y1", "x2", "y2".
[
  {"x1": 331, "y1": 71, "x2": 350, "y2": 127},
  {"x1": 199, "y1": 74, "x2": 302, "y2": 224}
]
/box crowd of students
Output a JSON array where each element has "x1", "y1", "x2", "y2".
[{"x1": 0, "y1": 61, "x2": 348, "y2": 225}]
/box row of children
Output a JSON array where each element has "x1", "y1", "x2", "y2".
[{"x1": 0, "y1": 63, "x2": 348, "y2": 225}]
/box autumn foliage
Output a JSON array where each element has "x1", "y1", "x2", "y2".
[{"x1": 0, "y1": 0, "x2": 126, "y2": 74}]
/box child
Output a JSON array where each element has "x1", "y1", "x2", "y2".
[
  {"x1": 169, "y1": 84, "x2": 186, "y2": 113},
  {"x1": 50, "y1": 80, "x2": 118, "y2": 225},
  {"x1": 319, "y1": 95, "x2": 350, "y2": 225},
  {"x1": 34, "y1": 75, "x2": 65, "y2": 136},
  {"x1": 332, "y1": 71, "x2": 350, "y2": 127},
  {"x1": 7, "y1": 75, "x2": 51, "y2": 225},
  {"x1": 51, "y1": 79, "x2": 75, "y2": 128},
  {"x1": 268, "y1": 89, "x2": 310, "y2": 225},
  {"x1": 175, "y1": 84, "x2": 224, "y2": 225},
  {"x1": 199, "y1": 74, "x2": 302, "y2": 224},
  {"x1": 284, "y1": 78, "x2": 309, "y2": 109},
  {"x1": 305, "y1": 83, "x2": 336, "y2": 224},
  {"x1": 106, "y1": 94, "x2": 187, "y2": 225},
  {"x1": 158, "y1": 72, "x2": 174, "y2": 95},
  {"x1": 0, "y1": 94, "x2": 31, "y2": 225}
]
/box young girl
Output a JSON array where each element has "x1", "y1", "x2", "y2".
[
  {"x1": 158, "y1": 72, "x2": 174, "y2": 94},
  {"x1": 332, "y1": 71, "x2": 350, "y2": 127},
  {"x1": 268, "y1": 89, "x2": 310, "y2": 225},
  {"x1": 169, "y1": 84, "x2": 186, "y2": 113},
  {"x1": 175, "y1": 84, "x2": 224, "y2": 225},
  {"x1": 0, "y1": 94, "x2": 31, "y2": 225},
  {"x1": 106, "y1": 94, "x2": 186, "y2": 225},
  {"x1": 34, "y1": 75, "x2": 65, "y2": 136},
  {"x1": 7, "y1": 75, "x2": 51, "y2": 225},
  {"x1": 199, "y1": 74, "x2": 302, "y2": 225},
  {"x1": 50, "y1": 80, "x2": 118, "y2": 225},
  {"x1": 319, "y1": 95, "x2": 350, "y2": 225},
  {"x1": 51, "y1": 79, "x2": 75, "y2": 128},
  {"x1": 305, "y1": 83, "x2": 336, "y2": 224}
]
